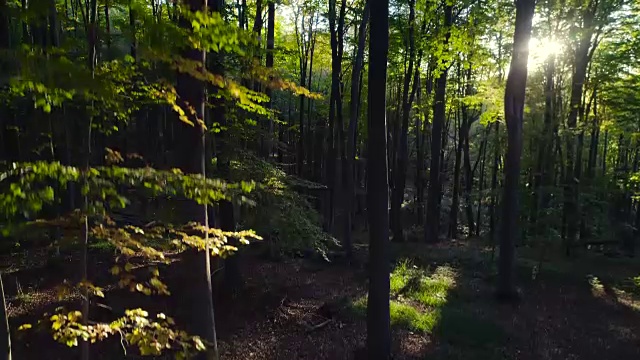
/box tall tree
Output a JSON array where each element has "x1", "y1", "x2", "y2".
[
  {"x1": 327, "y1": 0, "x2": 346, "y2": 231},
  {"x1": 366, "y1": 0, "x2": 391, "y2": 355},
  {"x1": 344, "y1": 1, "x2": 369, "y2": 257},
  {"x1": 496, "y1": 0, "x2": 536, "y2": 301},
  {"x1": 425, "y1": 2, "x2": 452, "y2": 243},
  {"x1": 391, "y1": 0, "x2": 419, "y2": 241},
  {"x1": 564, "y1": 0, "x2": 602, "y2": 254},
  {"x1": 176, "y1": 0, "x2": 220, "y2": 358}
]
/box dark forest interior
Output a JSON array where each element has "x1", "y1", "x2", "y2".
[{"x1": 0, "y1": 0, "x2": 639, "y2": 359}]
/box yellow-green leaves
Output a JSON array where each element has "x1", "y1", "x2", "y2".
[{"x1": 37, "y1": 307, "x2": 205, "y2": 357}]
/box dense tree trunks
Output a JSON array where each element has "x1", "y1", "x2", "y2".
[
  {"x1": 344, "y1": 2, "x2": 369, "y2": 256},
  {"x1": 391, "y1": 0, "x2": 417, "y2": 242},
  {"x1": 496, "y1": 0, "x2": 535, "y2": 302},
  {"x1": 366, "y1": 0, "x2": 391, "y2": 355},
  {"x1": 531, "y1": 54, "x2": 555, "y2": 237},
  {"x1": 564, "y1": 1, "x2": 598, "y2": 255},
  {"x1": 425, "y1": 3, "x2": 452, "y2": 243},
  {"x1": 252, "y1": 0, "x2": 263, "y2": 35},
  {"x1": 327, "y1": 0, "x2": 346, "y2": 232}
]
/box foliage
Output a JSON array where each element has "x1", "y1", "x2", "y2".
[
  {"x1": 230, "y1": 152, "x2": 337, "y2": 257},
  {"x1": 21, "y1": 308, "x2": 207, "y2": 358}
]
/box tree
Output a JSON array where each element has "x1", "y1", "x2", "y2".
[
  {"x1": 366, "y1": 0, "x2": 391, "y2": 357},
  {"x1": 175, "y1": 0, "x2": 221, "y2": 357},
  {"x1": 496, "y1": 0, "x2": 536, "y2": 301},
  {"x1": 344, "y1": 1, "x2": 369, "y2": 257},
  {"x1": 425, "y1": 2, "x2": 452, "y2": 243}
]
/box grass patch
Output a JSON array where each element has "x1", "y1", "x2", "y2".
[
  {"x1": 350, "y1": 296, "x2": 439, "y2": 333},
  {"x1": 390, "y1": 261, "x2": 456, "y2": 307},
  {"x1": 350, "y1": 259, "x2": 506, "y2": 351}
]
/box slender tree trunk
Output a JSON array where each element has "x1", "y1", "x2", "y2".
[
  {"x1": 496, "y1": 0, "x2": 535, "y2": 302},
  {"x1": 461, "y1": 74, "x2": 476, "y2": 234},
  {"x1": 264, "y1": 1, "x2": 275, "y2": 156},
  {"x1": 104, "y1": 0, "x2": 111, "y2": 49},
  {"x1": 564, "y1": 1, "x2": 598, "y2": 256},
  {"x1": 81, "y1": 1, "x2": 99, "y2": 358},
  {"x1": 343, "y1": 2, "x2": 369, "y2": 256},
  {"x1": 176, "y1": 0, "x2": 220, "y2": 357},
  {"x1": 0, "y1": 0, "x2": 8, "y2": 50},
  {"x1": 587, "y1": 89, "x2": 599, "y2": 179},
  {"x1": 129, "y1": 0, "x2": 137, "y2": 59},
  {"x1": 0, "y1": 274, "x2": 10, "y2": 360},
  {"x1": 366, "y1": 0, "x2": 391, "y2": 354},
  {"x1": 327, "y1": 0, "x2": 346, "y2": 232},
  {"x1": 49, "y1": 0, "x2": 60, "y2": 48},
  {"x1": 475, "y1": 130, "x2": 488, "y2": 236},
  {"x1": 425, "y1": 3, "x2": 452, "y2": 243},
  {"x1": 392, "y1": 0, "x2": 420, "y2": 241},
  {"x1": 531, "y1": 55, "x2": 555, "y2": 238},
  {"x1": 21, "y1": 0, "x2": 29, "y2": 43},
  {"x1": 305, "y1": 23, "x2": 317, "y2": 176},
  {"x1": 449, "y1": 102, "x2": 463, "y2": 239},
  {"x1": 417, "y1": 72, "x2": 433, "y2": 222}
]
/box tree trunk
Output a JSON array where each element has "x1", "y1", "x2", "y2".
[
  {"x1": 449, "y1": 100, "x2": 463, "y2": 239},
  {"x1": 305, "y1": 23, "x2": 317, "y2": 177},
  {"x1": 462, "y1": 89, "x2": 476, "y2": 233},
  {"x1": 0, "y1": 274, "x2": 10, "y2": 360},
  {"x1": 263, "y1": 1, "x2": 275, "y2": 156},
  {"x1": 425, "y1": 3, "x2": 452, "y2": 243},
  {"x1": 496, "y1": 0, "x2": 535, "y2": 302},
  {"x1": 129, "y1": 0, "x2": 137, "y2": 59},
  {"x1": 417, "y1": 72, "x2": 433, "y2": 221},
  {"x1": 366, "y1": 0, "x2": 391, "y2": 355},
  {"x1": 327, "y1": 0, "x2": 346, "y2": 232},
  {"x1": 391, "y1": 0, "x2": 420, "y2": 242},
  {"x1": 0, "y1": 0, "x2": 8, "y2": 50},
  {"x1": 104, "y1": 0, "x2": 110, "y2": 49},
  {"x1": 587, "y1": 88, "x2": 599, "y2": 179},
  {"x1": 176, "y1": 0, "x2": 220, "y2": 357},
  {"x1": 80, "y1": 1, "x2": 99, "y2": 358},
  {"x1": 475, "y1": 130, "x2": 488, "y2": 236},
  {"x1": 564, "y1": 1, "x2": 598, "y2": 256},
  {"x1": 531, "y1": 55, "x2": 555, "y2": 238},
  {"x1": 343, "y1": 2, "x2": 369, "y2": 257}
]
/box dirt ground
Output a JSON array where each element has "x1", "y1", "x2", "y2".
[{"x1": 4, "y1": 241, "x2": 640, "y2": 359}]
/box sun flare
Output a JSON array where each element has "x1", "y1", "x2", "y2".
[{"x1": 528, "y1": 37, "x2": 564, "y2": 68}]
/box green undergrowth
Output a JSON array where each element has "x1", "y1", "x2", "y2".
[
  {"x1": 350, "y1": 260, "x2": 506, "y2": 353},
  {"x1": 230, "y1": 152, "x2": 338, "y2": 257}
]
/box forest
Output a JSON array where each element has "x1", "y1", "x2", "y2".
[{"x1": 0, "y1": 0, "x2": 639, "y2": 358}]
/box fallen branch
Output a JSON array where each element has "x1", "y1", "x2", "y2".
[{"x1": 303, "y1": 319, "x2": 332, "y2": 333}]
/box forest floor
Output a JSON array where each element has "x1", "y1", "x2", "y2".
[{"x1": 4, "y1": 238, "x2": 640, "y2": 359}]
